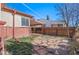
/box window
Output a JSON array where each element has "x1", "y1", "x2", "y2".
[
  {"x1": 58, "y1": 24, "x2": 63, "y2": 27},
  {"x1": 51, "y1": 24, "x2": 58, "y2": 27},
  {"x1": 21, "y1": 17, "x2": 29, "y2": 26}
]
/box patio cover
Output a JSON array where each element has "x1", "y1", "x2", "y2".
[{"x1": 30, "y1": 19, "x2": 44, "y2": 26}]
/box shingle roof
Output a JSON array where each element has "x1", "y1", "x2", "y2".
[{"x1": 30, "y1": 19, "x2": 44, "y2": 26}]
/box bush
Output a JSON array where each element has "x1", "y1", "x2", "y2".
[{"x1": 5, "y1": 37, "x2": 33, "y2": 55}]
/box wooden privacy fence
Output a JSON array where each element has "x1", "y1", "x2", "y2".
[{"x1": 32, "y1": 27, "x2": 75, "y2": 37}]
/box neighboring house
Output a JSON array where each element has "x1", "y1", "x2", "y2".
[
  {"x1": 51, "y1": 21, "x2": 66, "y2": 27},
  {"x1": 30, "y1": 19, "x2": 44, "y2": 33},
  {"x1": 0, "y1": 3, "x2": 33, "y2": 38},
  {"x1": 31, "y1": 19, "x2": 67, "y2": 33},
  {"x1": 38, "y1": 19, "x2": 66, "y2": 27},
  {"x1": 30, "y1": 19, "x2": 44, "y2": 28}
]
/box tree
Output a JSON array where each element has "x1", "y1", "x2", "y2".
[
  {"x1": 46, "y1": 15, "x2": 50, "y2": 20},
  {"x1": 70, "y1": 4, "x2": 79, "y2": 28},
  {"x1": 56, "y1": 4, "x2": 79, "y2": 54},
  {"x1": 56, "y1": 3, "x2": 79, "y2": 38}
]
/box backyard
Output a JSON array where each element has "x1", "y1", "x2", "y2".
[
  {"x1": 1, "y1": 3, "x2": 79, "y2": 55},
  {"x1": 5, "y1": 33, "x2": 79, "y2": 55}
]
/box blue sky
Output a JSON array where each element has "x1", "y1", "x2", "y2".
[{"x1": 6, "y1": 3, "x2": 60, "y2": 20}]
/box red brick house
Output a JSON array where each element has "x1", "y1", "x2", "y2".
[{"x1": 0, "y1": 3, "x2": 34, "y2": 39}]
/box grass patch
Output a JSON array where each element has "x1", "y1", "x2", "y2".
[
  {"x1": 5, "y1": 37, "x2": 34, "y2": 55},
  {"x1": 19, "y1": 37, "x2": 33, "y2": 43}
]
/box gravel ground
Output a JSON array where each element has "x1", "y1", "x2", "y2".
[{"x1": 31, "y1": 34, "x2": 70, "y2": 55}]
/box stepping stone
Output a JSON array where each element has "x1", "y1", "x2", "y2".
[
  {"x1": 62, "y1": 40, "x2": 69, "y2": 43},
  {"x1": 58, "y1": 45, "x2": 69, "y2": 49},
  {"x1": 33, "y1": 45, "x2": 40, "y2": 51},
  {"x1": 36, "y1": 47, "x2": 47, "y2": 55},
  {"x1": 58, "y1": 43, "x2": 69, "y2": 46},
  {"x1": 47, "y1": 48, "x2": 55, "y2": 54},
  {"x1": 56, "y1": 48, "x2": 69, "y2": 55}
]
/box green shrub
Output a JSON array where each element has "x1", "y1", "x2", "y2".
[{"x1": 5, "y1": 37, "x2": 33, "y2": 55}]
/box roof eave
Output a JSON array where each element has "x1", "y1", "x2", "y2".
[{"x1": 1, "y1": 6, "x2": 33, "y2": 18}]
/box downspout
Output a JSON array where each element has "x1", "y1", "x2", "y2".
[
  {"x1": 12, "y1": 10, "x2": 16, "y2": 39},
  {"x1": 29, "y1": 18, "x2": 31, "y2": 36}
]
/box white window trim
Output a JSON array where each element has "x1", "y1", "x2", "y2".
[{"x1": 21, "y1": 16, "x2": 30, "y2": 27}]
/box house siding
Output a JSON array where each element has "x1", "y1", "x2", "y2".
[
  {"x1": 15, "y1": 14, "x2": 31, "y2": 27},
  {"x1": 1, "y1": 11, "x2": 13, "y2": 27},
  {"x1": 0, "y1": 10, "x2": 31, "y2": 39},
  {"x1": 1, "y1": 11, "x2": 30, "y2": 27}
]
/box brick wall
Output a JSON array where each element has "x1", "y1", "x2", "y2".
[{"x1": 0, "y1": 26, "x2": 31, "y2": 39}]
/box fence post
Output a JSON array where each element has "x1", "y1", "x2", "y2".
[{"x1": 56, "y1": 27, "x2": 57, "y2": 36}]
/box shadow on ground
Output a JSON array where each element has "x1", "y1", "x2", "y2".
[
  {"x1": 5, "y1": 40, "x2": 33, "y2": 55},
  {"x1": 5, "y1": 37, "x2": 78, "y2": 55},
  {"x1": 32, "y1": 44, "x2": 71, "y2": 55},
  {"x1": 5, "y1": 42, "x2": 70, "y2": 55}
]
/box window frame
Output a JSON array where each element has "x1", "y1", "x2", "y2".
[
  {"x1": 21, "y1": 17, "x2": 30, "y2": 27},
  {"x1": 58, "y1": 24, "x2": 64, "y2": 27}
]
